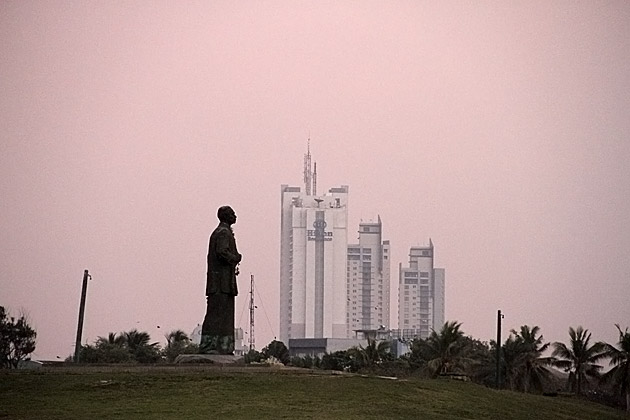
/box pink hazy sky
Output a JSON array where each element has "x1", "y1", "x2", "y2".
[{"x1": 1, "y1": 2, "x2": 629, "y2": 359}]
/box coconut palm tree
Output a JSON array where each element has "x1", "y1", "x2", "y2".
[
  {"x1": 123, "y1": 329, "x2": 160, "y2": 363},
  {"x1": 600, "y1": 324, "x2": 630, "y2": 412},
  {"x1": 165, "y1": 330, "x2": 189, "y2": 347},
  {"x1": 552, "y1": 326, "x2": 606, "y2": 395},
  {"x1": 89, "y1": 331, "x2": 132, "y2": 363},
  {"x1": 503, "y1": 325, "x2": 554, "y2": 393},
  {"x1": 348, "y1": 337, "x2": 391, "y2": 370},
  {"x1": 415, "y1": 321, "x2": 471, "y2": 378},
  {"x1": 124, "y1": 329, "x2": 152, "y2": 350},
  {"x1": 502, "y1": 334, "x2": 524, "y2": 390},
  {"x1": 459, "y1": 336, "x2": 494, "y2": 386},
  {"x1": 96, "y1": 332, "x2": 126, "y2": 347},
  {"x1": 164, "y1": 329, "x2": 196, "y2": 363}
]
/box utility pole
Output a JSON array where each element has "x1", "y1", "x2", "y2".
[
  {"x1": 74, "y1": 269, "x2": 91, "y2": 363},
  {"x1": 495, "y1": 309, "x2": 504, "y2": 389},
  {"x1": 249, "y1": 274, "x2": 255, "y2": 351}
]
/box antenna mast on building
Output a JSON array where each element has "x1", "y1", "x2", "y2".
[
  {"x1": 313, "y1": 161, "x2": 317, "y2": 196},
  {"x1": 303, "y1": 139, "x2": 312, "y2": 195},
  {"x1": 249, "y1": 274, "x2": 255, "y2": 351}
]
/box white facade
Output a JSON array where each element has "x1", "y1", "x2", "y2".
[
  {"x1": 433, "y1": 268, "x2": 445, "y2": 329},
  {"x1": 347, "y1": 217, "x2": 391, "y2": 337},
  {"x1": 279, "y1": 184, "x2": 349, "y2": 344},
  {"x1": 397, "y1": 240, "x2": 445, "y2": 340}
]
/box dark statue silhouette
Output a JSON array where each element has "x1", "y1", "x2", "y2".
[{"x1": 201, "y1": 206, "x2": 241, "y2": 354}]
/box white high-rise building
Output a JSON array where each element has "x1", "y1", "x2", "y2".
[
  {"x1": 279, "y1": 145, "x2": 349, "y2": 344},
  {"x1": 397, "y1": 240, "x2": 445, "y2": 340},
  {"x1": 347, "y1": 218, "x2": 390, "y2": 337}
]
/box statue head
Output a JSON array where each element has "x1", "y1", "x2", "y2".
[{"x1": 217, "y1": 206, "x2": 237, "y2": 225}]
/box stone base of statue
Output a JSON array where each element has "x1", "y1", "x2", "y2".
[
  {"x1": 199, "y1": 334, "x2": 235, "y2": 355},
  {"x1": 174, "y1": 354, "x2": 242, "y2": 365}
]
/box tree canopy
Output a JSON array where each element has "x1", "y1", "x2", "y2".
[
  {"x1": 552, "y1": 326, "x2": 606, "y2": 395},
  {"x1": 600, "y1": 324, "x2": 630, "y2": 412},
  {"x1": 0, "y1": 306, "x2": 37, "y2": 369},
  {"x1": 78, "y1": 329, "x2": 161, "y2": 364},
  {"x1": 262, "y1": 340, "x2": 290, "y2": 365}
]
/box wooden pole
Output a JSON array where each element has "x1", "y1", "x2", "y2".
[
  {"x1": 496, "y1": 309, "x2": 503, "y2": 388},
  {"x1": 74, "y1": 269, "x2": 90, "y2": 362}
]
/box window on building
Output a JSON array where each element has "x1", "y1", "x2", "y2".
[{"x1": 362, "y1": 248, "x2": 371, "y2": 253}]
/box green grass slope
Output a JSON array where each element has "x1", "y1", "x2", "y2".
[{"x1": 0, "y1": 367, "x2": 625, "y2": 419}]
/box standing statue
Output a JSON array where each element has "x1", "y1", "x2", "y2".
[{"x1": 201, "y1": 206, "x2": 242, "y2": 354}]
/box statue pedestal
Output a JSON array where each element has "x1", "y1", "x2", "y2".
[{"x1": 174, "y1": 354, "x2": 242, "y2": 365}]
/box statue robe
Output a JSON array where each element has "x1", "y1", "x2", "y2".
[{"x1": 201, "y1": 222, "x2": 241, "y2": 354}]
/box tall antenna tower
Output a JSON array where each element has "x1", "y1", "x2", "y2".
[
  {"x1": 313, "y1": 162, "x2": 317, "y2": 196},
  {"x1": 303, "y1": 139, "x2": 312, "y2": 195},
  {"x1": 248, "y1": 274, "x2": 255, "y2": 351}
]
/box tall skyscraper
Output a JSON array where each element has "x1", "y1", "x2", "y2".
[
  {"x1": 347, "y1": 218, "x2": 390, "y2": 337},
  {"x1": 398, "y1": 240, "x2": 445, "y2": 340},
  {"x1": 279, "y1": 144, "x2": 349, "y2": 344}
]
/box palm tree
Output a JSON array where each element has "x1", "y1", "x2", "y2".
[
  {"x1": 164, "y1": 329, "x2": 195, "y2": 363},
  {"x1": 91, "y1": 332, "x2": 130, "y2": 363},
  {"x1": 458, "y1": 336, "x2": 494, "y2": 386},
  {"x1": 502, "y1": 334, "x2": 524, "y2": 391},
  {"x1": 552, "y1": 326, "x2": 606, "y2": 395},
  {"x1": 96, "y1": 332, "x2": 126, "y2": 347},
  {"x1": 165, "y1": 330, "x2": 189, "y2": 347},
  {"x1": 600, "y1": 324, "x2": 630, "y2": 412},
  {"x1": 415, "y1": 321, "x2": 470, "y2": 378},
  {"x1": 123, "y1": 329, "x2": 160, "y2": 363},
  {"x1": 503, "y1": 325, "x2": 554, "y2": 393},
  {"x1": 124, "y1": 329, "x2": 153, "y2": 351},
  {"x1": 348, "y1": 337, "x2": 391, "y2": 370}
]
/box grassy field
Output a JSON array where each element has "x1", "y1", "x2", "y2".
[{"x1": 0, "y1": 366, "x2": 626, "y2": 419}]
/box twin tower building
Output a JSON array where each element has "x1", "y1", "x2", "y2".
[{"x1": 279, "y1": 146, "x2": 445, "y2": 346}]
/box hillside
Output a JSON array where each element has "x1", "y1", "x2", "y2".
[{"x1": 0, "y1": 366, "x2": 625, "y2": 419}]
